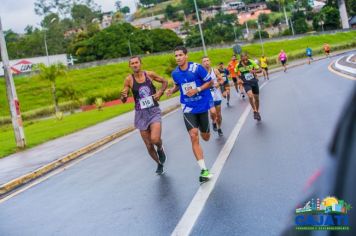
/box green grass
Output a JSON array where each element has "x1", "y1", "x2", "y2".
[{"x1": 0, "y1": 103, "x2": 134, "y2": 158}]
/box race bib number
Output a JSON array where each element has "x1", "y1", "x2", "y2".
[
  {"x1": 139, "y1": 96, "x2": 154, "y2": 109},
  {"x1": 211, "y1": 89, "x2": 219, "y2": 101},
  {"x1": 182, "y1": 81, "x2": 197, "y2": 95},
  {"x1": 245, "y1": 73, "x2": 254, "y2": 81}
]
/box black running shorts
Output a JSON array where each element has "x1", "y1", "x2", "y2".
[
  {"x1": 232, "y1": 77, "x2": 238, "y2": 83},
  {"x1": 243, "y1": 82, "x2": 259, "y2": 95},
  {"x1": 183, "y1": 112, "x2": 210, "y2": 133}
]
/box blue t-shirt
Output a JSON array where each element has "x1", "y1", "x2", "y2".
[
  {"x1": 306, "y1": 48, "x2": 312, "y2": 56},
  {"x1": 172, "y1": 62, "x2": 213, "y2": 114}
]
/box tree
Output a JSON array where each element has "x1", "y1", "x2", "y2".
[
  {"x1": 165, "y1": 5, "x2": 178, "y2": 20},
  {"x1": 294, "y1": 18, "x2": 308, "y2": 33},
  {"x1": 34, "y1": 0, "x2": 100, "y2": 17},
  {"x1": 258, "y1": 14, "x2": 270, "y2": 26},
  {"x1": 313, "y1": 6, "x2": 340, "y2": 30},
  {"x1": 71, "y1": 4, "x2": 97, "y2": 28},
  {"x1": 346, "y1": 0, "x2": 356, "y2": 15},
  {"x1": 121, "y1": 6, "x2": 130, "y2": 14},
  {"x1": 254, "y1": 30, "x2": 269, "y2": 39},
  {"x1": 37, "y1": 63, "x2": 67, "y2": 114}
]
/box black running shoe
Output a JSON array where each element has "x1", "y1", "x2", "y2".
[
  {"x1": 256, "y1": 112, "x2": 262, "y2": 121},
  {"x1": 212, "y1": 123, "x2": 217, "y2": 132},
  {"x1": 253, "y1": 112, "x2": 258, "y2": 120},
  {"x1": 227, "y1": 102, "x2": 230, "y2": 107},
  {"x1": 157, "y1": 146, "x2": 167, "y2": 165},
  {"x1": 199, "y1": 169, "x2": 212, "y2": 183},
  {"x1": 218, "y1": 129, "x2": 223, "y2": 137},
  {"x1": 156, "y1": 164, "x2": 164, "y2": 175}
]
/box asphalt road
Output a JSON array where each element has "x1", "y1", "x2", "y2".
[{"x1": 0, "y1": 56, "x2": 354, "y2": 236}]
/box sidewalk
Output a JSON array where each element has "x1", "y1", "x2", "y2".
[{"x1": 0, "y1": 48, "x2": 354, "y2": 196}]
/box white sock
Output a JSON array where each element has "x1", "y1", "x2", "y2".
[{"x1": 197, "y1": 159, "x2": 207, "y2": 170}]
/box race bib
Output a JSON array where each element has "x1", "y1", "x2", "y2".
[
  {"x1": 139, "y1": 96, "x2": 154, "y2": 109},
  {"x1": 182, "y1": 81, "x2": 197, "y2": 95},
  {"x1": 245, "y1": 73, "x2": 254, "y2": 81}
]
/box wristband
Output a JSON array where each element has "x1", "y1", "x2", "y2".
[{"x1": 197, "y1": 87, "x2": 202, "y2": 92}]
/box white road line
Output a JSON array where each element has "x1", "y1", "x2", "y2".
[
  {"x1": 171, "y1": 82, "x2": 268, "y2": 236},
  {"x1": 0, "y1": 109, "x2": 179, "y2": 204},
  {"x1": 335, "y1": 56, "x2": 356, "y2": 75}
]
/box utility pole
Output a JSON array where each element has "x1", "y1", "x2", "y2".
[
  {"x1": 257, "y1": 21, "x2": 265, "y2": 55},
  {"x1": 0, "y1": 17, "x2": 26, "y2": 148},
  {"x1": 338, "y1": 0, "x2": 350, "y2": 29},
  {"x1": 193, "y1": 0, "x2": 207, "y2": 56}
]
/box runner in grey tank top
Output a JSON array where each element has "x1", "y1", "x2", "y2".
[{"x1": 120, "y1": 56, "x2": 168, "y2": 175}]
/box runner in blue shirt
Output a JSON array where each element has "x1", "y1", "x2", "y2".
[
  {"x1": 306, "y1": 46, "x2": 313, "y2": 65},
  {"x1": 166, "y1": 46, "x2": 214, "y2": 183}
]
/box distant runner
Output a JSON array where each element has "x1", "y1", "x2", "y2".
[
  {"x1": 202, "y1": 56, "x2": 224, "y2": 136},
  {"x1": 306, "y1": 46, "x2": 313, "y2": 65},
  {"x1": 236, "y1": 53, "x2": 263, "y2": 121},
  {"x1": 323, "y1": 43, "x2": 330, "y2": 58},
  {"x1": 228, "y1": 55, "x2": 245, "y2": 98},
  {"x1": 120, "y1": 56, "x2": 168, "y2": 175},
  {"x1": 278, "y1": 50, "x2": 288, "y2": 72},
  {"x1": 166, "y1": 46, "x2": 214, "y2": 183},
  {"x1": 218, "y1": 62, "x2": 231, "y2": 107},
  {"x1": 260, "y1": 54, "x2": 269, "y2": 80}
]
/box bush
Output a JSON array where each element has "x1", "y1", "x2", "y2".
[{"x1": 254, "y1": 30, "x2": 269, "y2": 39}]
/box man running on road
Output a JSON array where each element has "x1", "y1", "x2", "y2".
[
  {"x1": 306, "y1": 46, "x2": 313, "y2": 65},
  {"x1": 236, "y1": 53, "x2": 263, "y2": 121},
  {"x1": 323, "y1": 43, "x2": 330, "y2": 58},
  {"x1": 166, "y1": 46, "x2": 214, "y2": 183},
  {"x1": 202, "y1": 56, "x2": 224, "y2": 136},
  {"x1": 218, "y1": 62, "x2": 231, "y2": 107},
  {"x1": 260, "y1": 54, "x2": 269, "y2": 80},
  {"x1": 228, "y1": 55, "x2": 245, "y2": 98},
  {"x1": 120, "y1": 56, "x2": 168, "y2": 175}
]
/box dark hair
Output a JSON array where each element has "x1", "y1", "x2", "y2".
[
  {"x1": 129, "y1": 56, "x2": 141, "y2": 64},
  {"x1": 219, "y1": 62, "x2": 224, "y2": 65},
  {"x1": 174, "y1": 46, "x2": 188, "y2": 54}
]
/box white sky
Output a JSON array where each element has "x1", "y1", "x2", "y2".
[{"x1": 0, "y1": 0, "x2": 137, "y2": 33}]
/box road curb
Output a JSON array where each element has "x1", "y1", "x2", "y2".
[{"x1": 0, "y1": 103, "x2": 180, "y2": 197}]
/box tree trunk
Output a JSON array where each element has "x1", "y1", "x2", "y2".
[
  {"x1": 338, "y1": 0, "x2": 350, "y2": 29},
  {"x1": 51, "y1": 82, "x2": 59, "y2": 113}
]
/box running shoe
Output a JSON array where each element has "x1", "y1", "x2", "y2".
[
  {"x1": 218, "y1": 129, "x2": 223, "y2": 137},
  {"x1": 212, "y1": 123, "x2": 217, "y2": 132},
  {"x1": 256, "y1": 112, "x2": 262, "y2": 121},
  {"x1": 227, "y1": 101, "x2": 230, "y2": 107},
  {"x1": 156, "y1": 163, "x2": 164, "y2": 175},
  {"x1": 199, "y1": 169, "x2": 213, "y2": 183},
  {"x1": 253, "y1": 111, "x2": 258, "y2": 120},
  {"x1": 157, "y1": 146, "x2": 167, "y2": 165},
  {"x1": 242, "y1": 93, "x2": 245, "y2": 99}
]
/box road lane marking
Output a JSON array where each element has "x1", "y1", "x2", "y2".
[{"x1": 171, "y1": 82, "x2": 268, "y2": 236}]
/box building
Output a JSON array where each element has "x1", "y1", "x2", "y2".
[
  {"x1": 101, "y1": 12, "x2": 113, "y2": 29},
  {"x1": 131, "y1": 15, "x2": 164, "y2": 30},
  {"x1": 238, "y1": 9, "x2": 272, "y2": 24},
  {"x1": 349, "y1": 16, "x2": 356, "y2": 29}
]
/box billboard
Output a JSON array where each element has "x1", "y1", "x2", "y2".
[{"x1": 0, "y1": 54, "x2": 68, "y2": 76}]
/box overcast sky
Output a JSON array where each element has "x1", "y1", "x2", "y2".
[{"x1": 0, "y1": 0, "x2": 137, "y2": 33}]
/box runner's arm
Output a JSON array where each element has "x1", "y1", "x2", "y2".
[
  {"x1": 146, "y1": 71, "x2": 168, "y2": 101},
  {"x1": 120, "y1": 76, "x2": 132, "y2": 103},
  {"x1": 166, "y1": 84, "x2": 180, "y2": 97},
  {"x1": 214, "y1": 68, "x2": 224, "y2": 87}
]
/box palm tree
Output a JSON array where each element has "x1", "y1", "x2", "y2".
[{"x1": 38, "y1": 63, "x2": 67, "y2": 114}]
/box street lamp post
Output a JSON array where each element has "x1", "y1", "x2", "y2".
[
  {"x1": 256, "y1": 21, "x2": 264, "y2": 55},
  {"x1": 0, "y1": 17, "x2": 26, "y2": 148},
  {"x1": 193, "y1": 0, "x2": 207, "y2": 56},
  {"x1": 43, "y1": 17, "x2": 57, "y2": 65},
  {"x1": 289, "y1": 18, "x2": 295, "y2": 36},
  {"x1": 128, "y1": 32, "x2": 134, "y2": 56}
]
